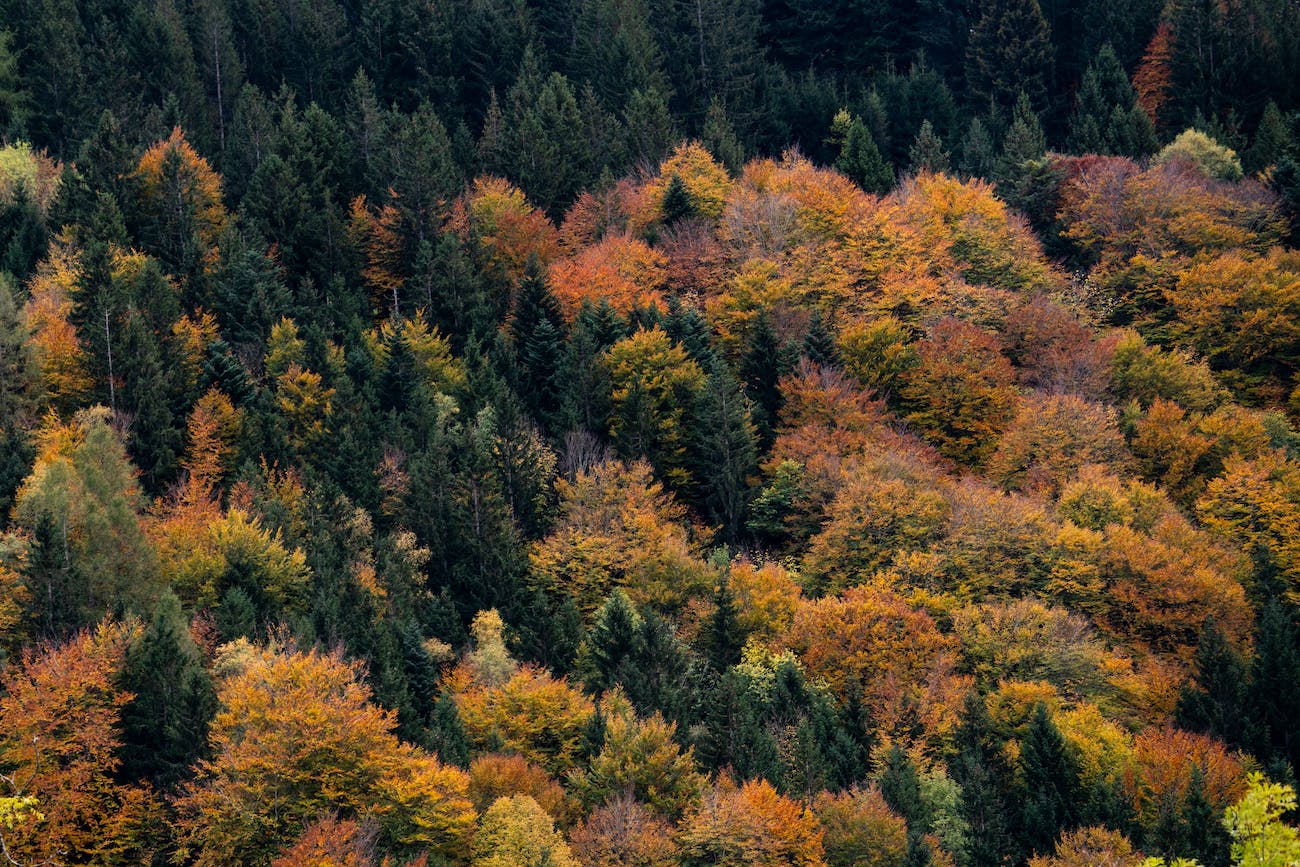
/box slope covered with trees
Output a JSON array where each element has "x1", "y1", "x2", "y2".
[{"x1": 2, "y1": 2, "x2": 1300, "y2": 865}]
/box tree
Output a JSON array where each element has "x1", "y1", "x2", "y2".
[
  {"x1": 174, "y1": 645, "x2": 476, "y2": 865},
  {"x1": 472, "y1": 795, "x2": 579, "y2": 867},
  {"x1": 605, "y1": 327, "x2": 706, "y2": 490},
  {"x1": 900, "y1": 319, "x2": 1020, "y2": 466},
  {"x1": 831, "y1": 109, "x2": 894, "y2": 193},
  {"x1": 676, "y1": 778, "x2": 827, "y2": 866},
  {"x1": 1019, "y1": 703, "x2": 1081, "y2": 859},
  {"x1": 909, "y1": 121, "x2": 950, "y2": 174},
  {"x1": 1176, "y1": 618, "x2": 1255, "y2": 751},
  {"x1": 118, "y1": 589, "x2": 217, "y2": 788},
  {"x1": 1222, "y1": 773, "x2": 1300, "y2": 867},
  {"x1": 0, "y1": 623, "x2": 158, "y2": 864},
  {"x1": 1154, "y1": 129, "x2": 1244, "y2": 181},
  {"x1": 814, "y1": 787, "x2": 909, "y2": 867},
  {"x1": 966, "y1": 0, "x2": 1056, "y2": 113},
  {"x1": 689, "y1": 358, "x2": 758, "y2": 539},
  {"x1": 13, "y1": 407, "x2": 160, "y2": 633},
  {"x1": 569, "y1": 793, "x2": 681, "y2": 866},
  {"x1": 1069, "y1": 44, "x2": 1158, "y2": 156},
  {"x1": 134, "y1": 126, "x2": 229, "y2": 280}
]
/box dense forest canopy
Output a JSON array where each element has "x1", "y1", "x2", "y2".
[{"x1": 3, "y1": 0, "x2": 1300, "y2": 865}]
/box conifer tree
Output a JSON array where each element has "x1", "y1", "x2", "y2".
[
  {"x1": 1018, "y1": 703, "x2": 1080, "y2": 859},
  {"x1": 966, "y1": 0, "x2": 1056, "y2": 113},
  {"x1": 908, "y1": 120, "x2": 950, "y2": 174},
  {"x1": 1068, "y1": 43, "x2": 1157, "y2": 156},
  {"x1": 510, "y1": 263, "x2": 566, "y2": 434},
  {"x1": 701, "y1": 576, "x2": 744, "y2": 671},
  {"x1": 119, "y1": 590, "x2": 217, "y2": 788},
  {"x1": 832, "y1": 110, "x2": 894, "y2": 193},
  {"x1": 1176, "y1": 618, "x2": 1255, "y2": 750},
  {"x1": 740, "y1": 310, "x2": 784, "y2": 451},
  {"x1": 689, "y1": 358, "x2": 758, "y2": 540}
]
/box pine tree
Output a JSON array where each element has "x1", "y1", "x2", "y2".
[
  {"x1": 802, "y1": 311, "x2": 839, "y2": 368},
  {"x1": 661, "y1": 173, "x2": 697, "y2": 224},
  {"x1": 583, "y1": 589, "x2": 644, "y2": 694},
  {"x1": 908, "y1": 120, "x2": 951, "y2": 174},
  {"x1": 1249, "y1": 601, "x2": 1300, "y2": 773},
  {"x1": 701, "y1": 576, "x2": 744, "y2": 671},
  {"x1": 880, "y1": 743, "x2": 929, "y2": 833},
  {"x1": 740, "y1": 310, "x2": 784, "y2": 451},
  {"x1": 966, "y1": 0, "x2": 1056, "y2": 114},
  {"x1": 689, "y1": 358, "x2": 758, "y2": 540},
  {"x1": 1068, "y1": 43, "x2": 1157, "y2": 156},
  {"x1": 1247, "y1": 101, "x2": 1290, "y2": 173},
  {"x1": 1176, "y1": 617, "x2": 1255, "y2": 750},
  {"x1": 118, "y1": 590, "x2": 217, "y2": 788},
  {"x1": 703, "y1": 97, "x2": 745, "y2": 173},
  {"x1": 511, "y1": 263, "x2": 566, "y2": 434},
  {"x1": 832, "y1": 109, "x2": 894, "y2": 193},
  {"x1": 959, "y1": 116, "x2": 997, "y2": 178},
  {"x1": 1018, "y1": 702, "x2": 1080, "y2": 859}
]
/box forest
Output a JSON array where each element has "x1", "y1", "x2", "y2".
[{"x1": 2, "y1": 0, "x2": 1300, "y2": 864}]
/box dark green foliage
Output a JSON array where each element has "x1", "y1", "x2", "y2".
[
  {"x1": 1176, "y1": 618, "x2": 1256, "y2": 750},
  {"x1": 428, "y1": 689, "x2": 471, "y2": 768},
  {"x1": 1248, "y1": 601, "x2": 1300, "y2": 774},
  {"x1": 510, "y1": 263, "x2": 566, "y2": 434},
  {"x1": 660, "y1": 173, "x2": 696, "y2": 225},
  {"x1": 740, "y1": 309, "x2": 783, "y2": 451},
  {"x1": 966, "y1": 0, "x2": 1056, "y2": 114},
  {"x1": 1018, "y1": 702, "x2": 1081, "y2": 859},
  {"x1": 833, "y1": 112, "x2": 894, "y2": 193},
  {"x1": 1068, "y1": 43, "x2": 1158, "y2": 156},
  {"x1": 700, "y1": 575, "x2": 744, "y2": 671},
  {"x1": 908, "y1": 120, "x2": 950, "y2": 174},
  {"x1": 688, "y1": 359, "x2": 758, "y2": 540},
  {"x1": 119, "y1": 590, "x2": 217, "y2": 788}
]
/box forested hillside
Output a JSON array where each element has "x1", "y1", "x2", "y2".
[{"x1": 2, "y1": 0, "x2": 1300, "y2": 864}]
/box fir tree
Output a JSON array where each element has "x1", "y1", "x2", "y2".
[
  {"x1": 510, "y1": 262, "x2": 566, "y2": 434},
  {"x1": 660, "y1": 173, "x2": 697, "y2": 225},
  {"x1": 832, "y1": 109, "x2": 895, "y2": 193},
  {"x1": 1068, "y1": 43, "x2": 1157, "y2": 156},
  {"x1": 909, "y1": 119, "x2": 951, "y2": 174},
  {"x1": 1018, "y1": 702, "x2": 1081, "y2": 859},
  {"x1": 701, "y1": 575, "x2": 744, "y2": 671},
  {"x1": 582, "y1": 589, "x2": 643, "y2": 694},
  {"x1": 118, "y1": 590, "x2": 218, "y2": 788},
  {"x1": 966, "y1": 0, "x2": 1056, "y2": 113},
  {"x1": 740, "y1": 309, "x2": 784, "y2": 451},
  {"x1": 959, "y1": 116, "x2": 997, "y2": 178},
  {"x1": 689, "y1": 358, "x2": 758, "y2": 540},
  {"x1": 1176, "y1": 617, "x2": 1256, "y2": 750},
  {"x1": 802, "y1": 311, "x2": 839, "y2": 368},
  {"x1": 427, "y1": 689, "x2": 471, "y2": 768}
]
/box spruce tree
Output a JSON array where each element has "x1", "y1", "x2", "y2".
[
  {"x1": 582, "y1": 589, "x2": 643, "y2": 694},
  {"x1": 802, "y1": 311, "x2": 839, "y2": 368},
  {"x1": 832, "y1": 110, "x2": 895, "y2": 193},
  {"x1": 427, "y1": 689, "x2": 471, "y2": 768},
  {"x1": 703, "y1": 98, "x2": 745, "y2": 173},
  {"x1": 660, "y1": 173, "x2": 697, "y2": 225},
  {"x1": 959, "y1": 116, "x2": 997, "y2": 178},
  {"x1": 701, "y1": 576, "x2": 744, "y2": 671},
  {"x1": 1000, "y1": 91, "x2": 1048, "y2": 178},
  {"x1": 1176, "y1": 617, "x2": 1255, "y2": 750},
  {"x1": 1018, "y1": 702, "x2": 1081, "y2": 859},
  {"x1": 880, "y1": 743, "x2": 929, "y2": 832},
  {"x1": 1068, "y1": 43, "x2": 1157, "y2": 156},
  {"x1": 1249, "y1": 601, "x2": 1300, "y2": 773},
  {"x1": 966, "y1": 0, "x2": 1056, "y2": 113},
  {"x1": 1247, "y1": 100, "x2": 1290, "y2": 172},
  {"x1": 118, "y1": 590, "x2": 217, "y2": 788},
  {"x1": 689, "y1": 358, "x2": 759, "y2": 540},
  {"x1": 510, "y1": 263, "x2": 566, "y2": 434},
  {"x1": 909, "y1": 120, "x2": 951, "y2": 174},
  {"x1": 740, "y1": 309, "x2": 784, "y2": 451}
]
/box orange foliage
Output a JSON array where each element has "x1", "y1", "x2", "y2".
[
  {"x1": 569, "y1": 793, "x2": 680, "y2": 867},
  {"x1": 22, "y1": 236, "x2": 93, "y2": 410},
  {"x1": 812, "y1": 787, "x2": 908, "y2": 867},
  {"x1": 468, "y1": 754, "x2": 574, "y2": 825},
  {"x1": 451, "y1": 663, "x2": 595, "y2": 775},
  {"x1": 1028, "y1": 825, "x2": 1142, "y2": 867},
  {"x1": 1132, "y1": 22, "x2": 1173, "y2": 130},
  {"x1": 136, "y1": 126, "x2": 229, "y2": 266},
  {"x1": 635, "y1": 141, "x2": 733, "y2": 227},
  {"x1": 676, "y1": 777, "x2": 826, "y2": 866},
  {"x1": 1121, "y1": 727, "x2": 1248, "y2": 832},
  {"x1": 175, "y1": 645, "x2": 475, "y2": 865},
  {"x1": 349, "y1": 193, "x2": 406, "y2": 313},
  {"x1": 451, "y1": 176, "x2": 560, "y2": 284},
  {"x1": 547, "y1": 234, "x2": 668, "y2": 318},
  {"x1": 272, "y1": 815, "x2": 377, "y2": 867},
  {"x1": 784, "y1": 585, "x2": 968, "y2": 749},
  {"x1": 0, "y1": 623, "x2": 159, "y2": 864}
]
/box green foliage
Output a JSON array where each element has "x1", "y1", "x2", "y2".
[{"x1": 1155, "y1": 129, "x2": 1245, "y2": 182}]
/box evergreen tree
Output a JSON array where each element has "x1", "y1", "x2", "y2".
[
  {"x1": 689, "y1": 358, "x2": 758, "y2": 540},
  {"x1": 702, "y1": 97, "x2": 745, "y2": 173},
  {"x1": 908, "y1": 119, "x2": 951, "y2": 174},
  {"x1": 959, "y1": 116, "x2": 997, "y2": 178},
  {"x1": 1249, "y1": 601, "x2": 1300, "y2": 773},
  {"x1": 661, "y1": 173, "x2": 697, "y2": 224},
  {"x1": 966, "y1": 0, "x2": 1056, "y2": 114},
  {"x1": 740, "y1": 309, "x2": 784, "y2": 451},
  {"x1": 623, "y1": 87, "x2": 675, "y2": 165},
  {"x1": 1176, "y1": 617, "x2": 1256, "y2": 750},
  {"x1": 801, "y1": 311, "x2": 839, "y2": 368},
  {"x1": 700, "y1": 575, "x2": 744, "y2": 671},
  {"x1": 831, "y1": 109, "x2": 894, "y2": 193},
  {"x1": 582, "y1": 589, "x2": 644, "y2": 694},
  {"x1": 880, "y1": 743, "x2": 929, "y2": 833},
  {"x1": 1018, "y1": 702, "x2": 1081, "y2": 859},
  {"x1": 1247, "y1": 100, "x2": 1290, "y2": 172},
  {"x1": 511, "y1": 263, "x2": 567, "y2": 434},
  {"x1": 427, "y1": 689, "x2": 471, "y2": 768},
  {"x1": 1068, "y1": 43, "x2": 1157, "y2": 156},
  {"x1": 118, "y1": 590, "x2": 217, "y2": 788}
]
